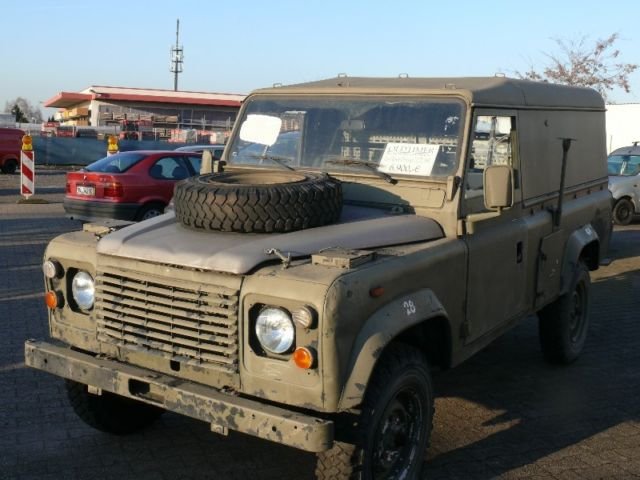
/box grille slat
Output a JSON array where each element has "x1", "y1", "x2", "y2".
[
  {"x1": 95, "y1": 267, "x2": 240, "y2": 372},
  {"x1": 97, "y1": 321, "x2": 238, "y2": 355},
  {"x1": 95, "y1": 305, "x2": 237, "y2": 338},
  {"x1": 99, "y1": 282, "x2": 238, "y2": 312},
  {"x1": 97, "y1": 333, "x2": 238, "y2": 365},
  {"x1": 96, "y1": 294, "x2": 237, "y2": 327}
]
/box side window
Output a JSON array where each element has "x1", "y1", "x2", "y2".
[
  {"x1": 149, "y1": 157, "x2": 190, "y2": 180},
  {"x1": 464, "y1": 115, "x2": 516, "y2": 213},
  {"x1": 186, "y1": 155, "x2": 202, "y2": 173}
]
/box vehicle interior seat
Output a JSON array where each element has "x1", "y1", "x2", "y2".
[{"x1": 171, "y1": 165, "x2": 188, "y2": 179}]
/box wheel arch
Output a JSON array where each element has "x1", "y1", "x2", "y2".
[
  {"x1": 337, "y1": 289, "x2": 451, "y2": 410},
  {"x1": 561, "y1": 224, "x2": 600, "y2": 294},
  {"x1": 1, "y1": 155, "x2": 19, "y2": 172}
]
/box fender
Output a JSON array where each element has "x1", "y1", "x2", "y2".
[
  {"x1": 560, "y1": 223, "x2": 599, "y2": 294},
  {"x1": 338, "y1": 289, "x2": 448, "y2": 410}
]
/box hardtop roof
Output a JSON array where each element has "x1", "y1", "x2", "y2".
[
  {"x1": 253, "y1": 76, "x2": 605, "y2": 110},
  {"x1": 610, "y1": 143, "x2": 640, "y2": 156}
]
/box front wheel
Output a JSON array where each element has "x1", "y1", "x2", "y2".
[
  {"x1": 612, "y1": 198, "x2": 634, "y2": 225},
  {"x1": 538, "y1": 261, "x2": 591, "y2": 364},
  {"x1": 65, "y1": 380, "x2": 164, "y2": 434},
  {"x1": 315, "y1": 344, "x2": 433, "y2": 480}
]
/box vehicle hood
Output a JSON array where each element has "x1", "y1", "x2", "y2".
[
  {"x1": 608, "y1": 175, "x2": 636, "y2": 190},
  {"x1": 96, "y1": 205, "x2": 444, "y2": 274}
]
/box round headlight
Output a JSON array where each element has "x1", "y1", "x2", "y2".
[
  {"x1": 71, "y1": 271, "x2": 95, "y2": 311},
  {"x1": 43, "y1": 260, "x2": 63, "y2": 279},
  {"x1": 255, "y1": 307, "x2": 295, "y2": 354}
]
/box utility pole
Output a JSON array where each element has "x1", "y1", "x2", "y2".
[{"x1": 170, "y1": 19, "x2": 183, "y2": 91}]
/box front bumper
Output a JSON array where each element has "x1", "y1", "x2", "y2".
[{"x1": 25, "y1": 340, "x2": 334, "y2": 452}]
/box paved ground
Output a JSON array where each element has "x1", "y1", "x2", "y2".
[{"x1": 1, "y1": 168, "x2": 639, "y2": 479}]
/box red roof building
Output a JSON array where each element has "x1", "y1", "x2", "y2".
[{"x1": 44, "y1": 86, "x2": 245, "y2": 137}]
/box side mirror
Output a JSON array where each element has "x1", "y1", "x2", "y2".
[{"x1": 484, "y1": 165, "x2": 513, "y2": 210}]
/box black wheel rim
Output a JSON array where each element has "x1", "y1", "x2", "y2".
[
  {"x1": 568, "y1": 281, "x2": 587, "y2": 343},
  {"x1": 371, "y1": 385, "x2": 425, "y2": 479},
  {"x1": 616, "y1": 201, "x2": 632, "y2": 223},
  {"x1": 142, "y1": 209, "x2": 161, "y2": 220}
]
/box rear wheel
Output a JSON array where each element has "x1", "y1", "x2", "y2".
[
  {"x1": 612, "y1": 198, "x2": 634, "y2": 225},
  {"x1": 538, "y1": 261, "x2": 591, "y2": 364},
  {"x1": 65, "y1": 380, "x2": 164, "y2": 434},
  {"x1": 315, "y1": 344, "x2": 433, "y2": 479},
  {"x1": 1, "y1": 159, "x2": 18, "y2": 174},
  {"x1": 136, "y1": 202, "x2": 165, "y2": 221}
]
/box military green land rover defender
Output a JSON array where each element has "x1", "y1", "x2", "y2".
[{"x1": 26, "y1": 77, "x2": 612, "y2": 479}]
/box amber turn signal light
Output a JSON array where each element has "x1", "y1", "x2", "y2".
[
  {"x1": 45, "y1": 291, "x2": 61, "y2": 309},
  {"x1": 293, "y1": 346, "x2": 316, "y2": 369}
]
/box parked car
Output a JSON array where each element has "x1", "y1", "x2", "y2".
[
  {"x1": 174, "y1": 144, "x2": 225, "y2": 159},
  {"x1": 0, "y1": 127, "x2": 25, "y2": 174},
  {"x1": 63, "y1": 150, "x2": 201, "y2": 222},
  {"x1": 608, "y1": 142, "x2": 640, "y2": 225}
]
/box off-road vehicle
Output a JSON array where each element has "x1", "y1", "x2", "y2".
[{"x1": 26, "y1": 76, "x2": 612, "y2": 479}]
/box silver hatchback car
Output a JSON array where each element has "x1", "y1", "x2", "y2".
[{"x1": 608, "y1": 142, "x2": 640, "y2": 225}]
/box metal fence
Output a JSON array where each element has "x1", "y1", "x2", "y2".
[{"x1": 32, "y1": 137, "x2": 193, "y2": 166}]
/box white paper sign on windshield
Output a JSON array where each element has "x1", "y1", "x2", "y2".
[
  {"x1": 239, "y1": 114, "x2": 283, "y2": 146},
  {"x1": 379, "y1": 143, "x2": 440, "y2": 176}
]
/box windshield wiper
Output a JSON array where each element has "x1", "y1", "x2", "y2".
[
  {"x1": 247, "y1": 154, "x2": 295, "y2": 171},
  {"x1": 325, "y1": 158, "x2": 397, "y2": 184}
]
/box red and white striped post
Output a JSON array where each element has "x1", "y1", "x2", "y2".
[{"x1": 20, "y1": 134, "x2": 35, "y2": 199}]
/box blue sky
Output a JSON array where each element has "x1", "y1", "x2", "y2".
[{"x1": 1, "y1": 0, "x2": 639, "y2": 116}]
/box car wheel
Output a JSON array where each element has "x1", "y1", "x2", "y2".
[
  {"x1": 612, "y1": 198, "x2": 634, "y2": 225},
  {"x1": 538, "y1": 261, "x2": 591, "y2": 364},
  {"x1": 1, "y1": 159, "x2": 18, "y2": 174},
  {"x1": 315, "y1": 344, "x2": 433, "y2": 480},
  {"x1": 65, "y1": 380, "x2": 164, "y2": 434},
  {"x1": 136, "y1": 203, "x2": 165, "y2": 221}
]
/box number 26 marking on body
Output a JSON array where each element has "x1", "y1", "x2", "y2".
[{"x1": 403, "y1": 300, "x2": 416, "y2": 316}]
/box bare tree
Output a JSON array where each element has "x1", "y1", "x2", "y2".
[
  {"x1": 3, "y1": 97, "x2": 43, "y2": 123},
  {"x1": 517, "y1": 33, "x2": 638, "y2": 101}
]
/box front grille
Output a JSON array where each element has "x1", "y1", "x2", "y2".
[{"x1": 95, "y1": 266, "x2": 239, "y2": 373}]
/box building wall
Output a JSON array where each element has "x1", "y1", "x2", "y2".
[
  {"x1": 606, "y1": 104, "x2": 640, "y2": 152},
  {"x1": 90, "y1": 100, "x2": 238, "y2": 129}
]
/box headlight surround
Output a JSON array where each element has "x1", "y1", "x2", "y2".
[
  {"x1": 255, "y1": 307, "x2": 295, "y2": 354},
  {"x1": 71, "y1": 271, "x2": 95, "y2": 311}
]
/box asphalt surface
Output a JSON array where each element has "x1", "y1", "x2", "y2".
[{"x1": 1, "y1": 168, "x2": 639, "y2": 480}]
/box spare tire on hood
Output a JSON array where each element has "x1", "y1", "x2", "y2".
[{"x1": 173, "y1": 170, "x2": 343, "y2": 233}]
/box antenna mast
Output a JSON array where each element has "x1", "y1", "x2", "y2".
[{"x1": 170, "y1": 19, "x2": 183, "y2": 91}]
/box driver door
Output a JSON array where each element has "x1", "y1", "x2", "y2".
[{"x1": 462, "y1": 111, "x2": 528, "y2": 343}]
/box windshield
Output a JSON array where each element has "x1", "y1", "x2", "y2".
[
  {"x1": 85, "y1": 152, "x2": 146, "y2": 173},
  {"x1": 228, "y1": 96, "x2": 465, "y2": 178},
  {"x1": 608, "y1": 154, "x2": 640, "y2": 176}
]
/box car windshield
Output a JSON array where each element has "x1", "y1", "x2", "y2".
[
  {"x1": 84, "y1": 152, "x2": 147, "y2": 173},
  {"x1": 608, "y1": 154, "x2": 640, "y2": 176},
  {"x1": 227, "y1": 95, "x2": 464, "y2": 179}
]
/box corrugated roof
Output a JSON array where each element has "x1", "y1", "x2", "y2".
[
  {"x1": 254, "y1": 76, "x2": 605, "y2": 110},
  {"x1": 44, "y1": 86, "x2": 245, "y2": 108}
]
